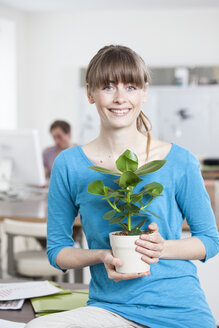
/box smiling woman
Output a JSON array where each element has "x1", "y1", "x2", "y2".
[
  {"x1": 26, "y1": 45, "x2": 219, "y2": 328},
  {"x1": 85, "y1": 44, "x2": 153, "y2": 162}
]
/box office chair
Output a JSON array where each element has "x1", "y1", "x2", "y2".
[{"x1": 2, "y1": 218, "x2": 64, "y2": 281}]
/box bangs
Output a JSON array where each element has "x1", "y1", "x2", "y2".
[{"x1": 86, "y1": 47, "x2": 149, "y2": 91}]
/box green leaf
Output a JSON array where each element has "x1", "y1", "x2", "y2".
[
  {"x1": 113, "y1": 197, "x2": 120, "y2": 205},
  {"x1": 135, "y1": 160, "x2": 166, "y2": 176},
  {"x1": 134, "y1": 218, "x2": 147, "y2": 230},
  {"x1": 144, "y1": 182, "x2": 163, "y2": 195},
  {"x1": 134, "y1": 213, "x2": 151, "y2": 217},
  {"x1": 128, "y1": 228, "x2": 142, "y2": 235},
  {"x1": 118, "y1": 203, "x2": 141, "y2": 214},
  {"x1": 87, "y1": 165, "x2": 121, "y2": 176},
  {"x1": 119, "y1": 171, "x2": 143, "y2": 189},
  {"x1": 119, "y1": 222, "x2": 129, "y2": 231},
  {"x1": 101, "y1": 190, "x2": 125, "y2": 199},
  {"x1": 144, "y1": 209, "x2": 163, "y2": 220},
  {"x1": 113, "y1": 177, "x2": 120, "y2": 185},
  {"x1": 131, "y1": 182, "x2": 164, "y2": 199},
  {"x1": 116, "y1": 149, "x2": 138, "y2": 173},
  {"x1": 87, "y1": 180, "x2": 105, "y2": 195},
  {"x1": 109, "y1": 216, "x2": 125, "y2": 225},
  {"x1": 103, "y1": 209, "x2": 117, "y2": 219},
  {"x1": 130, "y1": 194, "x2": 143, "y2": 203}
]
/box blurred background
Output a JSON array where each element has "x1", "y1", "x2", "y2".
[{"x1": 0, "y1": 0, "x2": 219, "y2": 324}]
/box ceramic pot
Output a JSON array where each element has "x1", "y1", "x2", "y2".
[{"x1": 109, "y1": 231, "x2": 152, "y2": 274}]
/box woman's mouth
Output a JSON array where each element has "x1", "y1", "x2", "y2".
[{"x1": 108, "y1": 108, "x2": 131, "y2": 116}]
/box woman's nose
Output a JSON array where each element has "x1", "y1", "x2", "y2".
[{"x1": 113, "y1": 89, "x2": 126, "y2": 103}]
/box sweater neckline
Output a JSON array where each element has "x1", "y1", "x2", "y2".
[{"x1": 77, "y1": 142, "x2": 175, "y2": 169}]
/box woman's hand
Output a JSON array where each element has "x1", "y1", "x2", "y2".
[
  {"x1": 135, "y1": 222, "x2": 165, "y2": 264},
  {"x1": 101, "y1": 249, "x2": 151, "y2": 282}
]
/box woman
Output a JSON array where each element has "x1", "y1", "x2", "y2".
[{"x1": 26, "y1": 45, "x2": 219, "y2": 328}]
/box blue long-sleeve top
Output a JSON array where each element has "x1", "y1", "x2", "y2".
[{"x1": 47, "y1": 142, "x2": 219, "y2": 328}]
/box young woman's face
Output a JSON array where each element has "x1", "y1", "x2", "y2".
[{"x1": 87, "y1": 80, "x2": 148, "y2": 129}]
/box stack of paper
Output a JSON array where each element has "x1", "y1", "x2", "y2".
[
  {"x1": 0, "y1": 281, "x2": 62, "y2": 301},
  {"x1": 31, "y1": 288, "x2": 89, "y2": 316}
]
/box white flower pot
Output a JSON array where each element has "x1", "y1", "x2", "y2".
[{"x1": 109, "y1": 231, "x2": 152, "y2": 274}]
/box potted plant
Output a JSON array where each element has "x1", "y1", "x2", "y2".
[{"x1": 87, "y1": 149, "x2": 166, "y2": 274}]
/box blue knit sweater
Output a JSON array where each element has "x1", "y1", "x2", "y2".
[{"x1": 47, "y1": 143, "x2": 219, "y2": 328}]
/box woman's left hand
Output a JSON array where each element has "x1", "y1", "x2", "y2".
[{"x1": 135, "y1": 222, "x2": 165, "y2": 265}]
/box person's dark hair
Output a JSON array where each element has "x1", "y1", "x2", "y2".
[
  {"x1": 50, "y1": 120, "x2": 71, "y2": 134},
  {"x1": 85, "y1": 44, "x2": 152, "y2": 161}
]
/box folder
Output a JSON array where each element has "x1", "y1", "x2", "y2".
[{"x1": 31, "y1": 288, "x2": 89, "y2": 315}]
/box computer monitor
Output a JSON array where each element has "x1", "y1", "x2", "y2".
[{"x1": 0, "y1": 129, "x2": 46, "y2": 190}]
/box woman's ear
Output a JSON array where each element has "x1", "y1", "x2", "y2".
[
  {"x1": 86, "y1": 83, "x2": 95, "y2": 104},
  {"x1": 142, "y1": 82, "x2": 149, "y2": 103}
]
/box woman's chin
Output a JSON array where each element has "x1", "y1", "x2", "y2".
[{"x1": 106, "y1": 120, "x2": 135, "y2": 130}]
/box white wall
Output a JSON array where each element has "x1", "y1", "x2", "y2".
[
  {"x1": 0, "y1": 18, "x2": 16, "y2": 129},
  {"x1": 1, "y1": 6, "x2": 219, "y2": 148},
  {"x1": 0, "y1": 4, "x2": 27, "y2": 132}
]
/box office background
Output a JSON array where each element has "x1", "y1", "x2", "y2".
[
  {"x1": 0, "y1": 0, "x2": 219, "y2": 324},
  {"x1": 1, "y1": 0, "x2": 219, "y2": 150}
]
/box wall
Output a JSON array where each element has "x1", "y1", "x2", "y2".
[
  {"x1": 0, "y1": 4, "x2": 27, "y2": 131},
  {"x1": 1, "y1": 6, "x2": 219, "y2": 148}
]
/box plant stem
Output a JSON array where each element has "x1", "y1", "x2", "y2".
[
  {"x1": 140, "y1": 196, "x2": 154, "y2": 211},
  {"x1": 104, "y1": 190, "x2": 125, "y2": 215},
  {"x1": 127, "y1": 212, "x2": 131, "y2": 231},
  {"x1": 127, "y1": 189, "x2": 131, "y2": 231}
]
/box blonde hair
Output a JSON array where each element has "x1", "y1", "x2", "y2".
[{"x1": 85, "y1": 44, "x2": 152, "y2": 161}]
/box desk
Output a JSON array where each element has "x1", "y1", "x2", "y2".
[
  {"x1": 0, "y1": 281, "x2": 89, "y2": 324},
  {"x1": 0, "y1": 198, "x2": 81, "y2": 226}
]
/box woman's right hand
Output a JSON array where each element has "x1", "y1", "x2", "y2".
[{"x1": 101, "y1": 249, "x2": 151, "y2": 282}]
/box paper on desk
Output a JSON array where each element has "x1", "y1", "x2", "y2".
[
  {"x1": 0, "y1": 281, "x2": 62, "y2": 301},
  {"x1": 0, "y1": 298, "x2": 24, "y2": 310},
  {"x1": 0, "y1": 319, "x2": 25, "y2": 328}
]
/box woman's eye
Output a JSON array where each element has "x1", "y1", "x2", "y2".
[
  {"x1": 103, "y1": 85, "x2": 113, "y2": 91},
  {"x1": 127, "y1": 85, "x2": 136, "y2": 91}
]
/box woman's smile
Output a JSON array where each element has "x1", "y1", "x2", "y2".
[{"x1": 107, "y1": 107, "x2": 131, "y2": 116}]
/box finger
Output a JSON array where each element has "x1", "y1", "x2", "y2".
[
  {"x1": 105, "y1": 263, "x2": 151, "y2": 281},
  {"x1": 110, "y1": 257, "x2": 123, "y2": 267},
  {"x1": 135, "y1": 239, "x2": 163, "y2": 251},
  {"x1": 136, "y1": 245, "x2": 161, "y2": 259},
  {"x1": 112, "y1": 271, "x2": 151, "y2": 281},
  {"x1": 113, "y1": 271, "x2": 151, "y2": 282},
  {"x1": 140, "y1": 232, "x2": 163, "y2": 244},
  {"x1": 148, "y1": 222, "x2": 159, "y2": 232},
  {"x1": 104, "y1": 254, "x2": 123, "y2": 267},
  {"x1": 140, "y1": 254, "x2": 159, "y2": 264}
]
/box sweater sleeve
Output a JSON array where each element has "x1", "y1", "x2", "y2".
[
  {"x1": 175, "y1": 152, "x2": 219, "y2": 262},
  {"x1": 46, "y1": 151, "x2": 79, "y2": 271}
]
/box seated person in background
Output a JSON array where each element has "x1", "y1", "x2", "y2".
[{"x1": 43, "y1": 120, "x2": 77, "y2": 180}]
